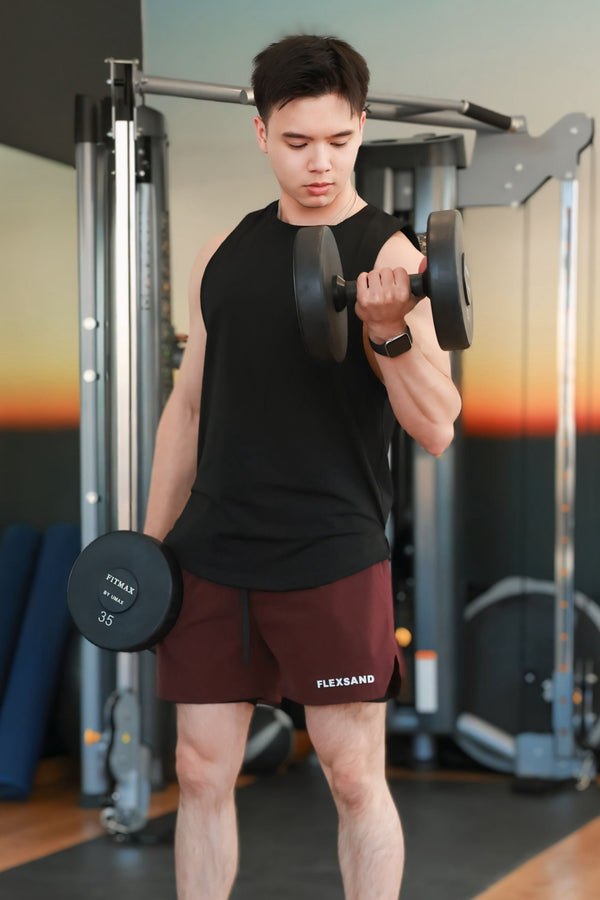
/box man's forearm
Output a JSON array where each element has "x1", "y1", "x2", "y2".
[
  {"x1": 377, "y1": 343, "x2": 461, "y2": 457},
  {"x1": 143, "y1": 395, "x2": 200, "y2": 541}
]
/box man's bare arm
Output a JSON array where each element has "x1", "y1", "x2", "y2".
[
  {"x1": 144, "y1": 232, "x2": 228, "y2": 541},
  {"x1": 356, "y1": 231, "x2": 463, "y2": 457}
]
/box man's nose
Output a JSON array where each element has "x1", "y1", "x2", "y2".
[{"x1": 307, "y1": 143, "x2": 331, "y2": 172}]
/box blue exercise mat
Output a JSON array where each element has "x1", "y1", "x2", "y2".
[
  {"x1": 0, "y1": 524, "x2": 41, "y2": 703},
  {"x1": 0, "y1": 523, "x2": 80, "y2": 800}
]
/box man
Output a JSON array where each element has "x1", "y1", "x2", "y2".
[{"x1": 144, "y1": 34, "x2": 462, "y2": 900}]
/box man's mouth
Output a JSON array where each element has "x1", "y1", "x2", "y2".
[{"x1": 306, "y1": 183, "x2": 332, "y2": 195}]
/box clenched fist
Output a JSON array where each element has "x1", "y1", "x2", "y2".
[{"x1": 355, "y1": 258, "x2": 427, "y2": 345}]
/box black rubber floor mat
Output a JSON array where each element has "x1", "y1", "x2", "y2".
[{"x1": 0, "y1": 764, "x2": 598, "y2": 899}]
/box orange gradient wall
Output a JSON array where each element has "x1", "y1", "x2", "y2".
[
  {"x1": 461, "y1": 169, "x2": 600, "y2": 438},
  {"x1": 0, "y1": 146, "x2": 79, "y2": 431},
  {"x1": 1, "y1": 141, "x2": 599, "y2": 439}
]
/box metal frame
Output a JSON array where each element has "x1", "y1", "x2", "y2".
[
  {"x1": 553, "y1": 179, "x2": 579, "y2": 762},
  {"x1": 75, "y1": 63, "x2": 176, "y2": 823},
  {"x1": 354, "y1": 135, "x2": 466, "y2": 762},
  {"x1": 75, "y1": 95, "x2": 112, "y2": 803},
  {"x1": 456, "y1": 178, "x2": 595, "y2": 787},
  {"x1": 75, "y1": 60, "x2": 596, "y2": 830},
  {"x1": 134, "y1": 68, "x2": 521, "y2": 134}
]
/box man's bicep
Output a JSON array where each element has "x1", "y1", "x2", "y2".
[{"x1": 373, "y1": 230, "x2": 424, "y2": 273}]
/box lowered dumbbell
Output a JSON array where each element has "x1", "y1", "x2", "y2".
[
  {"x1": 293, "y1": 208, "x2": 473, "y2": 363},
  {"x1": 67, "y1": 531, "x2": 182, "y2": 652}
]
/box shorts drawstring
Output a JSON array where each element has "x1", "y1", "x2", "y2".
[{"x1": 239, "y1": 588, "x2": 250, "y2": 664}]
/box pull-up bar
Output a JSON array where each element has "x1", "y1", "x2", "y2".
[{"x1": 130, "y1": 68, "x2": 521, "y2": 134}]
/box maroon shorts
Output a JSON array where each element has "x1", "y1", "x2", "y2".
[{"x1": 157, "y1": 561, "x2": 402, "y2": 706}]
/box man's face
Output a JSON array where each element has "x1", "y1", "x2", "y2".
[{"x1": 254, "y1": 93, "x2": 366, "y2": 219}]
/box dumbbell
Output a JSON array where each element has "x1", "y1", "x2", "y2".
[
  {"x1": 67, "y1": 531, "x2": 182, "y2": 652},
  {"x1": 293, "y1": 208, "x2": 473, "y2": 363}
]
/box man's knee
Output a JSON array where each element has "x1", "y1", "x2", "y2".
[
  {"x1": 324, "y1": 758, "x2": 383, "y2": 815},
  {"x1": 176, "y1": 737, "x2": 241, "y2": 806},
  {"x1": 175, "y1": 702, "x2": 253, "y2": 804}
]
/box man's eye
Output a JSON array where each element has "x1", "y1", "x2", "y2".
[
  {"x1": 288, "y1": 143, "x2": 307, "y2": 149},
  {"x1": 331, "y1": 142, "x2": 348, "y2": 148}
]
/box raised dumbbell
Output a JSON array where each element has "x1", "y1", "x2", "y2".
[
  {"x1": 293, "y1": 208, "x2": 473, "y2": 363},
  {"x1": 67, "y1": 531, "x2": 182, "y2": 652}
]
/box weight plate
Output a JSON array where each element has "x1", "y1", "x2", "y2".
[
  {"x1": 67, "y1": 531, "x2": 183, "y2": 652},
  {"x1": 426, "y1": 209, "x2": 474, "y2": 351},
  {"x1": 293, "y1": 225, "x2": 348, "y2": 363}
]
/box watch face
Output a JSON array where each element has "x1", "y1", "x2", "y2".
[
  {"x1": 369, "y1": 326, "x2": 412, "y2": 358},
  {"x1": 386, "y1": 330, "x2": 412, "y2": 357}
]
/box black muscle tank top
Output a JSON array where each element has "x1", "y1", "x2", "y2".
[{"x1": 165, "y1": 201, "x2": 414, "y2": 590}]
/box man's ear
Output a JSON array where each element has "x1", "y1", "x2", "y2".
[
  {"x1": 358, "y1": 109, "x2": 366, "y2": 143},
  {"x1": 254, "y1": 116, "x2": 268, "y2": 153}
]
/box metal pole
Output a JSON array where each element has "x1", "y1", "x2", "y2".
[
  {"x1": 112, "y1": 118, "x2": 139, "y2": 534},
  {"x1": 110, "y1": 65, "x2": 140, "y2": 692},
  {"x1": 366, "y1": 92, "x2": 467, "y2": 112},
  {"x1": 553, "y1": 179, "x2": 578, "y2": 758},
  {"x1": 75, "y1": 96, "x2": 111, "y2": 802},
  {"x1": 365, "y1": 106, "x2": 505, "y2": 133},
  {"x1": 133, "y1": 68, "x2": 518, "y2": 133},
  {"x1": 411, "y1": 167, "x2": 460, "y2": 760},
  {"x1": 137, "y1": 74, "x2": 253, "y2": 105},
  {"x1": 135, "y1": 105, "x2": 176, "y2": 789},
  {"x1": 76, "y1": 128, "x2": 102, "y2": 545}
]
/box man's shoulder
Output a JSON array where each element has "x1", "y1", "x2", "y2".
[
  {"x1": 363, "y1": 205, "x2": 422, "y2": 255},
  {"x1": 236, "y1": 200, "x2": 279, "y2": 229},
  {"x1": 215, "y1": 201, "x2": 279, "y2": 246},
  {"x1": 196, "y1": 201, "x2": 280, "y2": 278}
]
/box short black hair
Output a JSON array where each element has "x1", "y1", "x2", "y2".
[{"x1": 252, "y1": 35, "x2": 370, "y2": 122}]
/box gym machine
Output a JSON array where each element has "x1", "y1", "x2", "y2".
[
  {"x1": 74, "y1": 59, "x2": 595, "y2": 834},
  {"x1": 352, "y1": 117, "x2": 596, "y2": 783},
  {"x1": 354, "y1": 134, "x2": 468, "y2": 763},
  {"x1": 75, "y1": 83, "x2": 177, "y2": 831}
]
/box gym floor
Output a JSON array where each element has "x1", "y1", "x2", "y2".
[{"x1": 0, "y1": 749, "x2": 599, "y2": 899}]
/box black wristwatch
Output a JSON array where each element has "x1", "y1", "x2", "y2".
[{"x1": 368, "y1": 326, "x2": 413, "y2": 358}]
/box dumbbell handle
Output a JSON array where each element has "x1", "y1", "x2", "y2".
[{"x1": 332, "y1": 270, "x2": 430, "y2": 312}]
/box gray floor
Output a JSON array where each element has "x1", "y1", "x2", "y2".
[{"x1": 0, "y1": 762, "x2": 598, "y2": 899}]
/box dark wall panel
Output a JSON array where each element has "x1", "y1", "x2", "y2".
[
  {"x1": 0, "y1": 0, "x2": 142, "y2": 165},
  {"x1": 464, "y1": 433, "x2": 600, "y2": 600},
  {"x1": 0, "y1": 430, "x2": 80, "y2": 533}
]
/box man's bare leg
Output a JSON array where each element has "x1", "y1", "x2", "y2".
[
  {"x1": 306, "y1": 702, "x2": 404, "y2": 900},
  {"x1": 174, "y1": 702, "x2": 254, "y2": 900}
]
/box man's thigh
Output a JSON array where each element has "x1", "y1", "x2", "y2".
[
  {"x1": 176, "y1": 702, "x2": 255, "y2": 777},
  {"x1": 304, "y1": 702, "x2": 387, "y2": 775}
]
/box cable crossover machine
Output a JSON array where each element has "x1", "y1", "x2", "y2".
[{"x1": 74, "y1": 58, "x2": 596, "y2": 836}]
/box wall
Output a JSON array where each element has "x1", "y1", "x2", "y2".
[
  {"x1": 1, "y1": 0, "x2": 598, "y2": 592},
  {"x1": 0, "y1": 0, "x2": 142, "y2": 164},
  {"x1": 0, "y1": 147, "x2": 80, "y2": 530},
  {"x1": 0, "y1": 0, "x2": 142, "y2": 532},
  {"x1": 141, "y1": 0, "x2": 600, "y2": 597}
]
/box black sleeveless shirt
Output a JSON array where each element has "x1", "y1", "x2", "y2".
[{"x1": 165, "y1": 201, "x2": 413, "y2": 590}]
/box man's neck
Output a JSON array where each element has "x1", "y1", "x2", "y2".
[{"x1": 277, "y1": 188, "x2": 366, "y2": 227}]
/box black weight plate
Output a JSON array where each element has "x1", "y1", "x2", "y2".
[
  {"x1": 67, "y1": 531, "x2": 183, "y2": 652},
  {"x1": 426, "y1": 209, "x2": 474, "y2": 350},
  {"x1": 293, "y1": 225, "x2": 347, "y2": 363}
]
